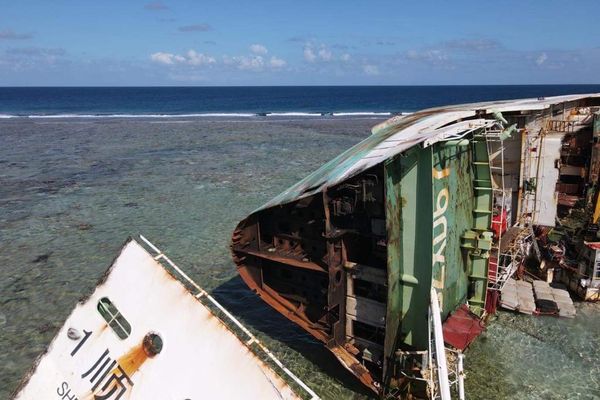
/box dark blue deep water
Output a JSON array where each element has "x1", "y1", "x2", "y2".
[{"x1": 1, "y1": 85, "x2": 600, "y2": 117}]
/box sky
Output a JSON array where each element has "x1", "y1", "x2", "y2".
[{"x1": 1, "y1": 0, "x2": 599, "y2": 86}]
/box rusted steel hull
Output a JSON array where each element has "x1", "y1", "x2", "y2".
[{"x1": 232, "y1": 93, "x2": 600, "y2": 397}]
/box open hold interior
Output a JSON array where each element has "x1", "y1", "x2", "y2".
[
  {"x1": 530, "y1": 106, "x2": 600, "y2": 300},
  {"x1": 556, "y1": 128, "x2": 593, "y2": 218},
  {"x1": 232, "y1": 165, "x2": 389, "y2": 374}
]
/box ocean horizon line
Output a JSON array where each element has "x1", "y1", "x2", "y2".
[
  {"x1": 1, "y1": 83, "x2": 600, "y2": 88},
  {"x1": 2, "y1": 85, "x2": 600, "y2": 119}
]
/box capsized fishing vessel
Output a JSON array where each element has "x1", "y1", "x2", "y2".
[
  {"x1": 12, "y1": 236, "x2": 319, "y2": 400},
  {"x1": 232, "y1": 93, "x2": 600, "y2": 398}
]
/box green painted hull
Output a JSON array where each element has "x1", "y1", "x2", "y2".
[{"x1": 231, "y1": 93, "x2": 600, "y2": 396}]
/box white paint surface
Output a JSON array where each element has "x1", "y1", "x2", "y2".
[
  {"x1": 533, "y1": 134, "x2": 563, "y2": 226},
  {"x1": 14, "y1": 239, "x2": 301, "y2": 400}
]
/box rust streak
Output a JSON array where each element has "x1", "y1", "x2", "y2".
[{"x1": 115, "y1": 343, "x2": 149, "y2": 377}]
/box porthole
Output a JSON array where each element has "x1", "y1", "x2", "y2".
[{"x1": 97, "y1": 297, "x2": 131, "y2": 339}]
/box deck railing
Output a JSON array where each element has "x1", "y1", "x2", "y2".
[
  {"x1": 547, "y1": 119, "x2": 575, "y2": 133},
  {"x1": 139, "y1": 234, "x2": 320, "y2": 400}
]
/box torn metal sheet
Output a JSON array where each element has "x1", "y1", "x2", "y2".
[{"x1": 259, "y1": 93, "x2": 600, "y2": 211}]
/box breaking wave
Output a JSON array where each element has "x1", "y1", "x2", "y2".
[
  {"x1": 332, "y1": 112, "x2": 392, "y2": 116},
  {"x1": 264, "y1": 112, "x2": 324, "y2": 117},
  {"x1": 0, "y1": 111, "x2": 402, "y2": 119},
  {"x1": 25, "y1": 113, "x2": 258, "y2": 119}
]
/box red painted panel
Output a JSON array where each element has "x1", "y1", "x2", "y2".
[{"x1": 442, "y1": 305, "x2": 485, "y2": 351}]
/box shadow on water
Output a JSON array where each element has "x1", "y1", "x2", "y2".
[{"x1": 212, "y1": 275, "x2": 376, "y2": 398}]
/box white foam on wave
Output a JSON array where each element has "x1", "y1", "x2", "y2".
[
  {"x1": 28, "y1": 114, "x2": 96, "y2": 119},
  {"x1": 332, "y1": 112, "x2": 392, "y2": 116},
  {"x1": 189, "y1": 113, "x2": 255, "y2": 117},
  {"x1": 26, "y1": 113, "x2": 257, "y2": 119},
  {"x1": 15, "y1": 111, "x2": 407, "y2": 119},
  {"x1": 265, "y1": 112, "x2": 323, "y2": 117}
]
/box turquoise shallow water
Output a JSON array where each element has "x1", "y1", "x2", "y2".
[{"x1": 1, "y1": 117, "x2": 598, "y2": 399}]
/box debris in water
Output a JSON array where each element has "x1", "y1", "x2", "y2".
[{"x1": 31, "y1": 253, "x2": 51, "y2": 263}]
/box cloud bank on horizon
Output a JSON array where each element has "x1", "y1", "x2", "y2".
[{"x1": 0, "y1": 0, "x2": 599, "y2": 85}]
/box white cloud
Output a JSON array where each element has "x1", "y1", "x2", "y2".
[
  {"x1": 151, "y1": 52, "x2": 183, "y2": 65},
  {"x1": 269, "y1": 56, "x2": 286, "y2": 68},
  {"x1": 340, "y1": 53, "x2": 351, "y2": 62},
  {"x1": 303, "y1": 45, "x2": 316, "y2": 62},
  {"x1": 406, "y1": 49, "x2": 448, "y2": 63},
  {"x1": 536, "y1": 52, "x2": 548, "y2": 66},
  {"x1": 237, "y1": 55, "x2": 265, "y2": 71},
  {"x1": 0, "y1": 47, "x2": 68, "y2": 70},
  {"x1": 303, "y1": 43, "x2": 337, "y2": 62},
  {"x1": 227, "y1": 54, "x2": 287, "y2": 71},
  {"x1": 249, "y1": 44, "x2": 268, "y2": 55},
  {"x1": 151, "y1": 50, "x2": 215, "y2": 66},
  {"x1": 152, "y1": 47, "x2": 284, "y2": 73},
  {"x1": 318, "y1": 46, "x2": 332, "y2": 61},
  {"x1": 363, "y1": 64, "x2": 379, "y2": 76},
  {"x1": 186, "y1": 49, "x2": 216, "y2": 66}
]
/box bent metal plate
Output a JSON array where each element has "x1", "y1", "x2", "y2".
[{"x1": 13, "y1": 239, "x2": 301, "y2": 400}]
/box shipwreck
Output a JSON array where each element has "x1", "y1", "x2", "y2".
[
  {"x1": 232, "y1": 93, "x2": 600, "y2": 398},
  {"x1": 13, "y1": 93, "x2": 600, "y2": 400}
]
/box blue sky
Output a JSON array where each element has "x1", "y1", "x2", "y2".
[{"x1": 1, "y1": 0, "x2": 599, "y2": 86}]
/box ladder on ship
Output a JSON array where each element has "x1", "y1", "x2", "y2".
[
  {"x1": 517, "y1": 127, "x2": 543, "y2": 260},
  {"x1": 484, "y1": 124, "x2": 541, "y2": 292},
  {"x1": 482, "y1": 126, "x2": 508, "y2": 291},
  {"x1": 465, "y1": 131, "x2": 495, "y2": 314}
]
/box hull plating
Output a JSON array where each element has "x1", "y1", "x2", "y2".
[{"x1": 231, "y1": 93, "x2": 600, "y2": 396}]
